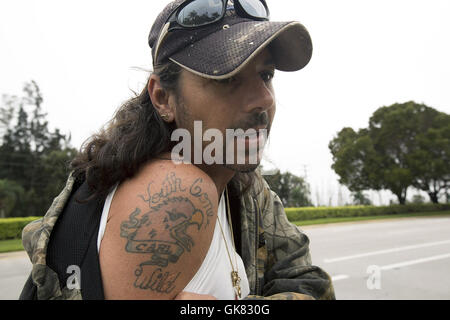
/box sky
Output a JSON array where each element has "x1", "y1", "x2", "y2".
[{"x1": 1, "y1": 0, "x2": 449, "y2": 206}]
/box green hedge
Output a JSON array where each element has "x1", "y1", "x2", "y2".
[
  {"x1": 285, "y1": 203, "x2": 450, "y2": 222},
  {"x1": 1, "y1": 204, "x2": 450, "y2": 240},
  {"x1": 0, "y1": 217, "x2": 42, "y2": 241}
]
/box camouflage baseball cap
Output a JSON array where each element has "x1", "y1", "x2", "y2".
[{"x1": 148, "y1": 0, "x2": 313, "y2": 79}]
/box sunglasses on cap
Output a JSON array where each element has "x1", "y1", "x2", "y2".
[{"x1": 154, "y1": 0, "x2": 270, "y2": 64}]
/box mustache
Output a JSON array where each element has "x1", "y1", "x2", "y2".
[{"x1": 231, "y1": 111, "x2": 270, "y2": 131}]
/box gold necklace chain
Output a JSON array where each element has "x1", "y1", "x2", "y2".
[{"x1": 217, "y1": 186, "x2": 241, "y2": 299}]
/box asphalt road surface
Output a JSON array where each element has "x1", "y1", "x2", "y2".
[
  {"x1": 1, "y1": 216, "x2": 449, "y2": 300},
  {"x1": 0, "y1": 251, "x2": 31, "y2": 300},
  {"x1": 301, "y1": 216, "x2": 450, "y2": 299}
]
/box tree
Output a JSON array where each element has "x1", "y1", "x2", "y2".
[
  {"x1": 0, "y1": 179, "x2": 25, "y2": 218},
  {"x1": 0, "y1": 81, "x2": 77, "y2": 217},
  {"x1": 407, "y1": 115, "x2": 450, "y2": 203},
  {"x1": 371, "y1": 102, "x2": 449, "y2": 204},
  {"x1": 330, "y1": 101, "x2": 449, "y2": 204},
  {"x1": 329, "y1": 127, "x2": 380, "y2": 192},
  {"x1": 351, "y1": 191, "x2": 372, "y2": 206},
  {"x1": 264, "y1": 170, "x2": 312, "y2": 207}
]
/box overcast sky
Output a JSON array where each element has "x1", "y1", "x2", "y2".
[{"x1": 1, "y1": 0, "x2": 449, "y2": 206}]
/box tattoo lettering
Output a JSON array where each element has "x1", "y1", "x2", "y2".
[
  {"x1": 138, "y1": 172, "x2": 186, "y2": 207},
  {"x1": 134, "y1": 266, "x2": 180, "y2": 294},
  {"x1": 190, "y1": 178, "x2": 215, "y2": 226}
]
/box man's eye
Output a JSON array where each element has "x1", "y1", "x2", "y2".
[{"x1": 260, "y1": 71, "x2": 274, "y2": 82}]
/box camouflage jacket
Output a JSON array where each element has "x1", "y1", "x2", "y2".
[{"x1": 21, "y1": 171, "x2": 335, "y2": 300}]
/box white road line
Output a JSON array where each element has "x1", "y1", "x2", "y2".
[
  {"x1": 329, "y1": 254, "x2": 450, "y2": 283},
  {"x1": 331, "y1": 274, "x2": 350, "y2": 282},
  {"x1": 380, "y1": 253, "x2": 450, "y2": 271},
  {"x1": 323, "y1": 239, "x2": 450, "y2": 263}
]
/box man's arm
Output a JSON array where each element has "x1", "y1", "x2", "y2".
[
  {"x1": 246, "y1": 183, "x2": 336, "y2": 300},
  {"x1": 99, "y1": 162, "x2": 218, "y2": 300}
]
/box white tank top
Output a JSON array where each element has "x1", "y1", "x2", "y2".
[{"x1": 97, "y1": 185, "x2": 250, "y2": 300}]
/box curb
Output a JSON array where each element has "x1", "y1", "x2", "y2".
[
  {"x1": 299, "y1": 214, "x2": 450, "y2": 229},
  {"x1": 0, "y1": 250, "x2": 27, "y2": 260}
]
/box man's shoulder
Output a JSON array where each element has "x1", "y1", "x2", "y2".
[
  {"x1": 109, "y1": 160, "x2": 219, "y2": 223},
  {"x1": 99, "y1": 160, "x2": 220, "y2": 299},
  {"x1": 120, "y1": 160, "x2": 217, "y2": 202}
]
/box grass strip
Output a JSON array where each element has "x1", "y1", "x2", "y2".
[{"x1": 0, "y1": 239, "x2": 24, "y2": 254}]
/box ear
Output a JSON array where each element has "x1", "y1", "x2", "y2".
[{"x1": 148, "y1": 74, "x2": 175, "y2": 123}]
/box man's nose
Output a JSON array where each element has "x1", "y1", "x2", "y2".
[{"x1": 242, "y1": 76, "x2": 275, "y2": 114}]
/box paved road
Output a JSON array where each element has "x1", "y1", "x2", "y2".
[
  {"x1": 301, "y1": 216, "x2": 450, "y2": 299},
  {"x1": 0, "y1": 251, "x2": 31, "y2": 300},
  {"x1": 1, "y1": 216, "x2": 450, "y2": 300}
]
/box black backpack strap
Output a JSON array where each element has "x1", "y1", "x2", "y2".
[
  {"x1": 80, "y1": 216, "x2": 105, "y2": 300},
  {"x1": 46, "y1": 181, "x2": 106, "y2": 300}
]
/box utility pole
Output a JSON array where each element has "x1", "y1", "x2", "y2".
[{"x1": 301, "y1": 164, "x2": 309, "y2": 180}]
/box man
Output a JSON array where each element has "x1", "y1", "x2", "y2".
[{"x1": 20, "y1": 0, "x2": 335, "y2": 300}]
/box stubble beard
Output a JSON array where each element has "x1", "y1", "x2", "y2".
[
  {"x1": 223, "y1": 162, "x2": 260, "y2": 173},
  {"x1": 173, "y1": 94, "x2": 269, "y2": 171}
]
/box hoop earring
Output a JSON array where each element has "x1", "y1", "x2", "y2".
[{"x1": 161, "y1": 113, "x2": 170, "y2": 121}]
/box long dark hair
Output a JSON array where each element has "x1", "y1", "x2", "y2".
[
  {"x1": 70, "y1": 61, "x2": 181, "y2": 200},
  {"x1": 70, "y1": 61, "x2": 259, "y2": 201}
]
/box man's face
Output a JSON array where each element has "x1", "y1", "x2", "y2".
[{"x1": 172, "y1": 47, "x2": 276, "y2": 173}]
